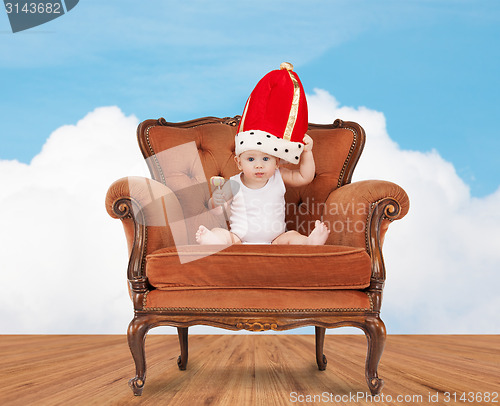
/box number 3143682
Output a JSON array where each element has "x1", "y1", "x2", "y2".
[{"x1": 5, "y1": 2, "x2": 62, "y2": 14}]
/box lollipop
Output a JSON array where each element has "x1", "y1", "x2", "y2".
[
  {"x1": 210, "y1": 176, "x2": 225, "y2": 189},
  {"x1": 210, "y1": 176, "x2": 231, "y2": 232},
  {"x1": 210, "y1": 175, "x2": 226, "y2": 209}
]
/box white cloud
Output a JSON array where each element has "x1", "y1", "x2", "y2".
[
  {"x1": 1, "y1": 96, "x2": 499, "y2": 334},
  {"x1": 0, "y1": 106, "x2": 148, "y2": 333},
  {"x1": 308, "y1": 88, "x2": 500, "y2": 333}
]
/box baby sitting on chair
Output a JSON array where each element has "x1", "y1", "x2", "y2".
[{"x1": 196, "y1": 62, "x2": 330, "y2": 245}]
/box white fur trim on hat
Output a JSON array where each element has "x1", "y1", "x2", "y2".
[{"x1": 235, "y1": 130, "x2": 304, "y2": 164}]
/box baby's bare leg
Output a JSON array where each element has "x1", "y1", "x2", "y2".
[
  {"x1": 272, "y1": 230, "x2": 307, "y2": 245},
  {"x1": 196, "y1": 225, "x2": 241, "y2": 245},
  {"x1": 211, "y1": 228, "x2": 241, "y2": 244},
  {"x1": 272, "y1": 220, "x2": 330, "y2": 245}
]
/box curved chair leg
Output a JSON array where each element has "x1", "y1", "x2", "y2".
[
  {"x1": 127, "y1": 315, "x2": 151, "y2": 396},
  {"x1": 177, "y1": 327, "x2": 188, "y2": 370},
  {"x1": 315, "y1": 326, "x2": 328, "y2": 371},
  {"x1": 363, "y1": 316, "x2": 386, "y2": 395}
]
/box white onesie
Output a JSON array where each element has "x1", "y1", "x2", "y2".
[{"x1": 229, "y1": 169, "x2": 286, "y2": 244}]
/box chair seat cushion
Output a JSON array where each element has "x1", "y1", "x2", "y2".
[
  {"x1": 146, "y1": 244, "x2": 371, "y2": 290},
  {"x1": 143, "y1": 288, "x2": 373, "y2": 312}
]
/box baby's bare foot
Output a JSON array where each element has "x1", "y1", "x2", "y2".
[
  {"x1": 306, "y1": 220, "x2": 330, "y2": 245},
  {"x1": 195, "y1": 225, "x2": 225, "y2": 245}
]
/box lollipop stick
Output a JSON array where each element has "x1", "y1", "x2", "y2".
[{"x1": 210, "y1": 176, "x2": 231, "y2": 234}]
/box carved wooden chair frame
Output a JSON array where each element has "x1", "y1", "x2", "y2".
[{"x1": 110, "y1": 117, "x2": 404, "y2": 396}]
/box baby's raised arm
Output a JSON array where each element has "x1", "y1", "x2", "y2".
[{"x1": 280, "y1": 134, "x2": 315, "y2": 187}]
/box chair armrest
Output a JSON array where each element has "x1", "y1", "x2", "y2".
[
  {"x1": 105, "y1": 176, "x2": 187, "y2": 282},
  {"x1": 323, "y1": 180, "x2": 409, "y2": 281}
]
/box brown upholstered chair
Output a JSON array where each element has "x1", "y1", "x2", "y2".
[{"x1": 105, "y1": 116, "x2": 409, "y2": 396}]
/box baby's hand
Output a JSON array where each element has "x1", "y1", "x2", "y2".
[
  {"x1": 302, "y1": 134, "x2": 313, "y2": 152},
  {"x1": 211, "y1": 188, "x2": 226, "y2": 207}
]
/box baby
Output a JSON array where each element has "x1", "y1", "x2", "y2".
[{"x1": 195, "y1": 134, "x2": 330, "y2": 245}]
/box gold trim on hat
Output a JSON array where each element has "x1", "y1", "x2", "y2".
[
  {"x1": 239, "y1": 96, "x2": 251, "y2": 132},
  {"x1": 283, "y1": 71, "x2": 300, "y2": 141}
]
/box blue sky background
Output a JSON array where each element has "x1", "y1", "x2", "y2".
[
  {"x1": 1, "y1": 0, "x2": 499, "y2": 197},
  {"x1": 1, "y1": 1, "x2": 500, "y2": 335}
]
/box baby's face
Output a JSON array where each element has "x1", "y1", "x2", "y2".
[{"x1": 235, "y1": 150, "x2": 278, "y2": 182}]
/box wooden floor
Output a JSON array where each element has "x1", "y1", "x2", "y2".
[{"x1": 0, "y1": 334, "x2": 498, "y2": 405}]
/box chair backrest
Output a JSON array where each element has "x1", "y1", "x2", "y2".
[{"x1": 137, "y1": 116, "x2": 365, "y2": 243}]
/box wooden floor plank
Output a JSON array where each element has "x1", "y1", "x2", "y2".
[{"x1": 0, "y1": 335, "x2": 498, "y2": 405}]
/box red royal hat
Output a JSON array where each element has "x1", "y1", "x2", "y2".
[{"x1": 235, "y1": 62, "x2": 308, "y2": 164}]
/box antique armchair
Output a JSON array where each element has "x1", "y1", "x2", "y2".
[{"x1": 105, "y1": 116, "x2": 409, "y2": 396}]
